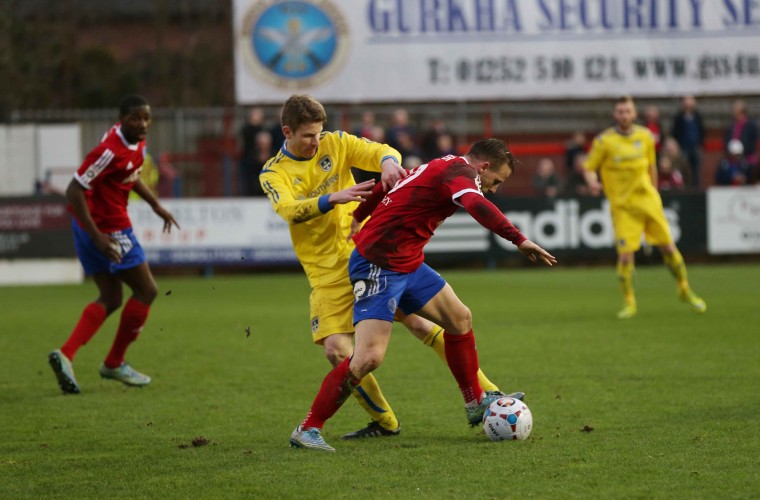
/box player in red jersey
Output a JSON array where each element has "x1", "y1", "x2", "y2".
[
  {"x1": 48, "y1": 95, "x2": 179, "y2": 394},
  {"x1": 289, "y1": 138, "x2": 556, "y2": 451}
]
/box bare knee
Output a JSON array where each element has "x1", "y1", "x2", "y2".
[
  {"x1": 98, "y1": 295, "x2": 122, "y2": 315},
  {"x1": 350, "y1": 350, "x2": 385, "y2": 379},
  {"x1": 448, "y1": 304, "x2": 472, "y2": 334},
  {"x1": 323, "y1": 339, "x2": 352, "y2": 367},
  {"x1": 135, "y1": 283, "x2": 158, "y2": 305}
]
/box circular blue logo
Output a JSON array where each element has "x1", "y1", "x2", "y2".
[{"x1": 240, "y1": 1, "x2": 349, "y2": 90}]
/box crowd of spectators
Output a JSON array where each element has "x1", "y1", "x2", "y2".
[{"x1": 237, "y1": 98, "x2": 760, "y2": 197}]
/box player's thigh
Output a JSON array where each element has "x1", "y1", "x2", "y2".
[
  {"x1": 415, "y1": 283, "x2": 471, "y2": 334},
  {"x1": 612, "y1": 209, "x2": 646, "y2": 254},
  {"x1": 310, "y1": 279, "x2": 354, "y2": 345}
]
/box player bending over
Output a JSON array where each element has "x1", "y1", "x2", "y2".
[{"x1": 290, "y1": 138, "x2": 556, "y2": 451}]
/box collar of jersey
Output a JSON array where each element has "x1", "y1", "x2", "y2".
[
  {"x1": 281, "y1": 141, "x2": 312, "y2": 161},
  {"x1": 116, "y1": 126, "x2": 140, "y2": 151}
]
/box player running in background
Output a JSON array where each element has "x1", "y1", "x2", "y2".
[
  {"x1": 289, "y1": 138, "x2": 556, "y2": 451},
  {"x1": 260, "y1": 95, "x2": 502, "y2": 439},
  {"x1": 583, "y1": 96, "x2": 706, "y2": 319},
  {"x1": 48, "y1": 95, "x2": 179, "y2": 394}
]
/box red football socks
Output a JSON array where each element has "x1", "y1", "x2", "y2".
[
  {"x1": 444, "y1": 330, "x2": 484, "y2": 404},
  {"x1": 103, "y1": 297, "x2": 150, "y2": 369},
  {"x1": 61, "y1": 302, "x2": 107, "y2": 360},
  {"x1": 302, "y1": 357, "x2": 359, "y2": 429}
]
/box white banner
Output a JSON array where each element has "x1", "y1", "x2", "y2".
[
  {"x1": 128, "y1": 198, "x2": 297, "y2": 265},
  {"x1": 234, "y1": 0, "x2": 760, "y2": 103},
  {"x1": 707, "y1": 187, "x2": 760, "y2": 254}
]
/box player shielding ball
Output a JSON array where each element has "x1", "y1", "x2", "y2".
[
  {"x1": 48, "y1": 95, "x2": 178, "y2": 394},
  {"x1": 583, "y1": 96, "x2": 706, "y2": 319},
  {"x1": 261, "y1": 94, "x2": 503, "y2": 439},
  {"x1": 289, "y1": 138, "x2": 556, "y2": 451}
]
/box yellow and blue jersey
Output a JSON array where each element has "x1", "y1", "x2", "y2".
[
  {"x1": 260, "y1": 130, "x2": 400, "y2": 287},
  {"x1": 584, "y1": 125, "x2": 658, "y2": 209}
]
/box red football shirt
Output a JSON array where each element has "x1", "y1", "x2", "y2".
[
  {"x1": 72, "y1": 124, "x2": 146, "y2": 232},
  {"x1": 353, "y1": 155, "x2": 489, "y2": 272}
]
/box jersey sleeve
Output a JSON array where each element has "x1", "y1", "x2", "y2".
[
  {"x1": 74, "y1": 142, "x2": 116, "y2": 190},
  {"x1": 259, "y1": 167, "x2": 327, "y2": 224},
  {"x1": 342, "y1": 132, "x2": 401, "y2": 173},
  {"x1": 459, "y1": 192, "x2": 526, "y2": 246},
  {"x1": 583, "y1": 134, "x2": 606, "y2": 172}
]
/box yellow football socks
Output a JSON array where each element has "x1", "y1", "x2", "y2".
[
  {"x1": 663, "y1": 249, "x2": 689, "y2": 294},
  {"x1": 352, "y1": 373, "x2": 399, "y2": 431},
  {"x1": 423, "y1": 325, "x2": 500, "y2": 393}
]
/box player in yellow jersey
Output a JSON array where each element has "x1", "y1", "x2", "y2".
[
  {"x1": 583, "y1": 96, "x2": 706, "y2": 319},
  {"x1": 260, "y1": 95, "x2": 505, "y2": 439}
]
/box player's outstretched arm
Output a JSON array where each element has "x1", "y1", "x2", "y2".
[
  {"x1": 327, "y1": 179, "x2": 376, "y2": 205},
  {"x1": 517, "y1": 240, "x2": 557, "y2": 266},
  {"x1": 459, "y1": 192, "x2": 556, "y2": 266},
  {"x1": 133, "y1": 178, "x2": 180, "y2": 233}
]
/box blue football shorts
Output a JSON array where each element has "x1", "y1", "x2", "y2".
[
  {"x1": 72, "y1": 219, "x2": 146, "y2": 275},
  {"x1": 348, "y1": 249, "x2": 446, "y2": 324}
]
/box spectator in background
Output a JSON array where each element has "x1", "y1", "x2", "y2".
[
  {"x1": 420, "y1": 117, "x2": 450, "y2": 161},
  {"x1": 239, "y1": 107, "x2": 266, "y2": 195},
  {"x1": 724, "y1": 99, "x2": 759, "y2": 170},
  {"x1": 661, "y1": 137, "x2": 692, "y2": 187},
  {"x1": 643, "y1": 104, "x2": 663, "y2": 155},
  {"x1": 564, "y1": 153, "x2": 590, "y2": 197},
  {"x1": 564, "y1": 131, "x2": 586, "y2": 174},
  {"x1": 533, "y1": 157, "x2": 561, "y2": 198},
  {"x1": 385, "y1": 108, "x2": 416, "y2": 153},
  {"x1": 657, "y1": 156, "x2": 685, "y2": 191},
  {"x1": 670, "y1": 95, "x2": 705, "y2": 188},
  {"x1": 715, "y1": 139, "x2": 751, "y2": 186},
  {"x1": 269, "y1": 119, "x2": 286, "y2": 157},
  {"x1": 244, "y1": 130, "x2": 273, "y2": 196},
  {"x1": 353, "y1": 111, "x2": 377, "y2": 139},
  {"x1": 395, "y1": 130, "x2": 423, "y2": 167}
]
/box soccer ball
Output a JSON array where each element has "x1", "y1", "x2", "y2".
[{"x1": 482, "y1": 396, "x2": 532, "y2": 441}]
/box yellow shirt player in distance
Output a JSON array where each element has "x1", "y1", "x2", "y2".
[{"x1": 584, "y1": 96, "x2": 706, "y2": 319}]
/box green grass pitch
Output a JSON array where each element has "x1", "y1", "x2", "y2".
[{"x1": 1, "y1": 263, "x2": 759, "y2": 498}]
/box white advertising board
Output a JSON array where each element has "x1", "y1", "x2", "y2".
[
  {"x1": 128, "y1": 198, "x2": 297, "y2": 265},
  {"x1": 707, "y1": 187, "x2": 760, "y2": 254},
  {"x1": 234, "y1": 0, "x2": 760, "y2": 103}
]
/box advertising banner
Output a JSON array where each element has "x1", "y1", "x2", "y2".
[
  {"x1": 128, "y1": 198, "x2": 297, "y2": 265},
  {"x1": 427, "y1": 192, "x2": 707, "y2": 261},
  {"x1": 234, "y1": 0, "x2": 760, "y2": 103},
  {"x1": 707, "y1": 187, "x2": 760, "y2": 254},
  {"x1": 0, "y1": 196, "x2": 75, "y2": 259}
]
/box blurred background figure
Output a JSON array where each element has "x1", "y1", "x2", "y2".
[
  {"x1": 245, "y1": 130, "x2": 273, "y2": 196},
  {"x1": 239, "y1": 107, "x2": 266, "y2": 195},
  {"x1": 715, "y1": 139, "x2": 751, "y2": 186},
  {"x1": 564, "y1": 131, "x2": 586, "y2": 175},
  {"x1": 643, "y1": 104, "x2": 663, "y2": 156},
  {"x1": 385, "y1": 107, "x2": 416, "y2": 153},
  {"x1": 395, "y1": 130, "x2": 423, "y2": 166},
  {"x1": 660, "y1": 137, "x2": 692, "y2": 187},
  {"x1": 724, "y1": 99, "x2": 758, "y2": 172},
  {"x1": 670, "y1": 95, "x2": 705, "y2": 188},
  {"x1": 657, "y1": 156, "x2": 685, "y2": 191},
  {"x1": 533, "y1": 157, "x2": 561, "y2": 198},
  {"x1": 353, "y1": 110, "x2": 377, "y2": 139},
  {"x1": 129, "y1": 152, "x2": 159, "y2": 201},
  {"x1": 564, "y1": 153, "x2": 591, "y2": 197},
  {"x1": 420, "y1": 117, "x2": 450, "y2": 161}
]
